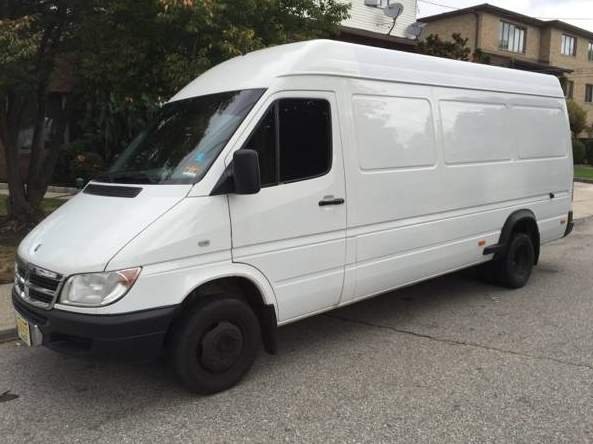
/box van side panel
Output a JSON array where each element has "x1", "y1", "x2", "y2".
[{"x1": 339, "y1": 79, "x2": 571, "y2": 304}]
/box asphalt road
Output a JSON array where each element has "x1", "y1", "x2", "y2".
[{"x1": 2, "y1": 220, "x2": 593, "y2": 443}]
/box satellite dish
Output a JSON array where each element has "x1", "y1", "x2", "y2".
[
  {"x1": 384, "y1": 1, "x2": 404, "y2": 18},
  {"x1": 407, "y1": 22, "x2": 427, "y2": 39}
]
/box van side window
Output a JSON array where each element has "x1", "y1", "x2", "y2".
[
  {"x1": 278, "y1": 99, "x2": 332, "y2": 182},
  {"x1": 243, "y1": 98, "x2": 332, "y2": 186}
]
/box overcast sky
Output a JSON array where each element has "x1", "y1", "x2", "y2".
[{"x1": 416, "y1": 0, "x2": 593, "y2": 33}]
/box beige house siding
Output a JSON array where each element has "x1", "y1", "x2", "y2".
[
  {"x1": 540, "y1": 28, "x2": 552, "y2": 63},
  {"x1": 547, "y1": 29, "x2": 593, "y2": 129},
  {"x1": 422, "y1": 13, "x2": 478, "y2": 51}
]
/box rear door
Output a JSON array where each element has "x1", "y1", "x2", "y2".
[{"x1": 228, "y1": 92, "x2": 346, "y2": 323}]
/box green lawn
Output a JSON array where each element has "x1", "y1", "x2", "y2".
[
  {"x1": 0, "y1": 195, "x2": 66, "y2": 284},
  {"x1": 575, "y1": 165, "x2": 593, "y2": 180}
]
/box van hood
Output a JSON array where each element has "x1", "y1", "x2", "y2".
[{"x1": 18, "y1": 183, "x2": 191, "y2": 275}]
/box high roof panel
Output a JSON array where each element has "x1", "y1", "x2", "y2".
[{"x1": 170, "y1": 40, "x2": 563, "y2": 102}]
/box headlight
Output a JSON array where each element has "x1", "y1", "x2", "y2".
[{"x1": 60, "y1": 267, "x2": 141, "y2": 307}]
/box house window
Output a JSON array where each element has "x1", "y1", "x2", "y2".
[
  {"x1": 588, "y1": 42, "x2": 593, "y2": 62},
  {"x1": 244, "y1": 98, "x2": 332, "y2": 186},
  {"x1": 561, "y1": 34, "x2": 577, "y2": 56},
  {"x1": 563, "y1": 80, "x2": 574, "y2": 99},
  {"x1": 499, "y1": 21, "x2": 526, "y2": 53},
  {"x1": 586, "y1": 85, "x2": 593, "y2": 103}
]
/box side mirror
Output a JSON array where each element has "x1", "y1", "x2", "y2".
[{"x1": 232, "y1": 149, "x2": 261, "y2": 195}]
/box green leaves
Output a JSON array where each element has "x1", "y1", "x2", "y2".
[
  {"x1": 0, "y1": 16, "x2": 40, "y2": 95},
  {"x1": 1, "y1": 0, "x2": 351, "y2": 196},
  {"x1": 567, "y1": 99, "x2": 587, "y2": 137},
  {"x1": 73, "y1": 0, "x2": 350, "y2": 160}
]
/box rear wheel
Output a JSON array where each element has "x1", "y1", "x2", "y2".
[
  {"x1": 169, "y1": 295, "x2": 261, "y2": 394},
  {"x1": 483, "y1": 233, "x2": 535, "y2": 289}
]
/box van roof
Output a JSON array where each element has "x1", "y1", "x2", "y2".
[{"x1": 170, "y1": 39, "x2": 563, "y2": 102}]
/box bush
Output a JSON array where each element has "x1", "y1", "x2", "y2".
[
  {"x1": 70, "y1": 151, "x2": 105, "y2": 186},
  {"x1": 573, "y1": 139, "x2": 586, "y2": 164},
  {"x1": 585, "y1": 139, "x2": 593, "y2": 165},
  {"x1": 51, "y1": 140, "x2": 106, "y2": 187},
  {"x1": 567, "y1": 100, "x2": 588, "y2": 136}
]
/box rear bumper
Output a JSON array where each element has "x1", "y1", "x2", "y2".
[
  {"x1": 12, "y1": 289, "x2": 177, "y2": 360},
  {"x1": 564, "y1": 211, "x2": 574, "y2": 237}
]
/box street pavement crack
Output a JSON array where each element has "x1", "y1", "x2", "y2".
[{"x1": 324, "y1": 314, "x2": 593, "y2": 372}]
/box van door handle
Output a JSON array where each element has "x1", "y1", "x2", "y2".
[{"x1": 319, "y1": 197, "x2": 345, "y2": 207}]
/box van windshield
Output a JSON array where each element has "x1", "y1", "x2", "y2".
[{"x1": 100, "y1": 89, "x2": 265, "y2": 185}]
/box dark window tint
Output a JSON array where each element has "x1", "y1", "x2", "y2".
[
  {"x1": 278, "y1": 99, "x2": 331, "y2": 182},
  {"x1": 244, "y1": 107, "x2": 277, "y2": 186},
  {"x1": 244, "y1": 98, "x2": 332, "y2": 186}
]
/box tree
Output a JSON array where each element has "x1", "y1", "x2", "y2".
[
  {"x1": 567, "y1": 99, "x2": 587, "y2": 137},
  {"x1": 417, "y1": 33, "x2": 472, "y2": 61},
  {"x1": 0, "y1": 0, "x2": 97, "y2": 229},
  {"x1": 0, "y1": 0, "x2": 350, "y2": 229}
]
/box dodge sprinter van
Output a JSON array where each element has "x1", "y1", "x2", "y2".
[{"x1": 13, "y1": 40, "x2": 574, "y2": 393}]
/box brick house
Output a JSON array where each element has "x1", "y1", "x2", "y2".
[{"x1": 419, "y1": 3, "x2": 593, "y2": 131}]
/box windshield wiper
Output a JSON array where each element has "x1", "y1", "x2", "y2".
[{"x1": 95, "y1": 172, "x2": 157, "y2": 184}]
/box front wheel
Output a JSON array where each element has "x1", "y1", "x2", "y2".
[{"x1": 169, "y1": 295, "x2": 261, "y2": 394}]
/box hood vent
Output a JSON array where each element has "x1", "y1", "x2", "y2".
[{"x1": 83, "y1": 184, "x2": 143, "y2": 198}]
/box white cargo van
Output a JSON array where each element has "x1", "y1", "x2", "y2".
[{"x1": 13, "y1": 40, "x2": 573, "y2": 393}]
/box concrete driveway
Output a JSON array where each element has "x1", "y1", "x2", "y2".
[{"x1": 1, "y1": 219, "x2": 593, "y2": 442}]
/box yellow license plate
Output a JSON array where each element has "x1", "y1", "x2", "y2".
[{"x1": 15, "y1": 312, "x2": 31, "y2": 346}]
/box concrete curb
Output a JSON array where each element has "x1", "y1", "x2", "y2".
[
  {"x1": 0, "y1": 328, "x2": 16, "y2": 344},
  {"x1": 0, "y1": 284, "x2": 16, "y2": 343},
  {"x1": 575, "y1": 214, "x2": 593, "y2": 224},
  {"x1": 575, "y1": 179, "x2": 593, "y2": 184},
  {"x1": 0, "y1": 182, "x2": 78, "y2": 194}
]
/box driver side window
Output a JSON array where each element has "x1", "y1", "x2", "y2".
[{"x1": 243, "y1": 98, "x2": 332, "y2": 187}]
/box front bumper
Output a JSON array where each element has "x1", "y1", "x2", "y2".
[{"x1": 12, "y1": 289, "x2": 177, "y2": 360}]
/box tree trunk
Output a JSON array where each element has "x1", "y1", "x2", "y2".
[
  {"x1": 0, "y1": 3, "x2": 71, "y2": 231},
  {"x1": 0, "y1": 95, "x2": 36, "y2": 227}
]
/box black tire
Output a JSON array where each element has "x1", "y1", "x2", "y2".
[
  {"x1": 491, "y1": 233, "x2": 535, "y2": 289},
  {"x1": 169, "y1": 295, "x2": 261, "y2": 394}
]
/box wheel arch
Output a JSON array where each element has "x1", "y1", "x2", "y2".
[
  {"x1": 493, "y1": 209, "x2": 541, "y2": 264},
  {"x1": 168, "y1": 266, "x2": 279, "y2": 354}
]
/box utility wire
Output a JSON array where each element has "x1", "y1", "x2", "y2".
[
  {"x1": 417, "y1": 0, "x2": 457, "y2": 9},
  {"x1": 417, "y1": 0, "x2": 593, "y2": 20}
]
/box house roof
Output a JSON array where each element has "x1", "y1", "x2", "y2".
[
  {"x1": 170, "y1": 39, "x2": 563, "y2": 103},
  {"x1": 419, "y1": 3, "x2": 593, "y2": 41}
]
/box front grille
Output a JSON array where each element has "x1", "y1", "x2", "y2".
[
  {"x1": 14, "y1": 258, "x2": 64, "y2": 310},
  {"x1": 29, "y1": 274, "x2": 60, "y2": 291}
]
